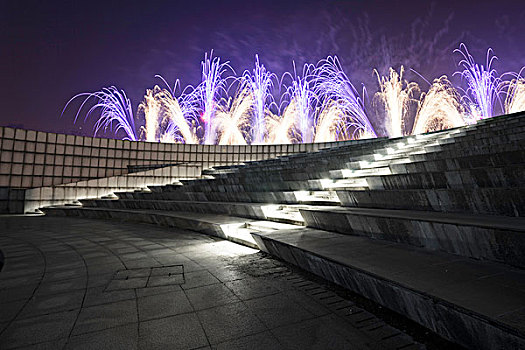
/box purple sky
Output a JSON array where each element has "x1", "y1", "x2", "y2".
[{"x1": 2, "y1": 0, "x2": 524, "y2": 136}]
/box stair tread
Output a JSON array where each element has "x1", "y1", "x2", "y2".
[
  {"x1": 253, "y1": 227, "x2": 525, "y2": 334},
  {"x1": 300, "y1": 206, "x2": 525, "y2": 231}
]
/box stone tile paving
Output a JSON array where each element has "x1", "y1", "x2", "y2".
[{"x1": 0, "y1": 216, "x2": 429, "y2": 349}]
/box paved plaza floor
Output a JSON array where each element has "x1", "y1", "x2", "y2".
[{"x1": 0, "y1": 216, "x2": 427, "y2": 349}]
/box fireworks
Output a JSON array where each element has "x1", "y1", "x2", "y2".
[
  {"x1": 313, "y1": 102, "x2": 346, "y2": 143},
  {"x1": 315, "y1": 56, "x2": 376, "y2": 139},
  {"x1": 282, "y1": 63, "x2": 319, "y2": 143},
  {"x1": 63, "y1": 86, "x2": 137, "y2": 141},
  {"x1": 505, "y1": 74, "x2": 525, "y2": 114},
  {"x1": 266, "y1": 104, "x2": 296, "y2": 144},
  {"x1": 65, "y1": 45, "x2": 524, "y2": 145},
  {"x1": 374, "y1": 67, "x2": 419, "y2": 138},
  {"x1": 215, "y1": 87, "x2": 253, "y2": 145},
  {"x1": 197, "y1": 51, "x2": 232, "y2": 145},
  {"x1": 454, "y1": 43, "x2": 504, "y2": 119},
  {"x1": 243, "y1": 55, "x2": 276, "y2": 144},
  {"x1": 155, "y1": 87, "x2": 199, "y2": 144},
  {"x1": 139, "y1": 87, "x2": 162, "y2": 142},
  {"x1": 413, "y1": 76, "x2": 465, "y2": 134}
]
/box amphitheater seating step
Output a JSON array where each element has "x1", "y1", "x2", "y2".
[
  {"x1": 299, "y1": 206, "x2": 525, "y2": 267},
  {"x1": 42, "y1": 206, "x2": 302, "y2": 248},
  {"x1": 79, "y1": 198, "x2": 337, "y2": 225},
  {"x1": 251, "y1": 227, "x2": 525, "y2": 350},
  {"x1": 336, "y1": 187, "x2": 525, "y2": 217}
]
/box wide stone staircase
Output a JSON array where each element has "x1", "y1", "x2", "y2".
[{"x1": 43, "y1": 112, "x2": 525, "y2": 349}]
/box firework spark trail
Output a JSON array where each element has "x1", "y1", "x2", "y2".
[
  {"x1": 315, "y1": 56, "x2": 376, "y2": 138},
  {"x1": 266, "y1": 102, "x2": 296, "y2": 144},
  {"x1": 139, "y1": 87, "x2": 163, "y2": 142},
  {"x1": 63, "y1": 86, "x2": 137, "y2": 141},
  {"x1": 197, "y1": 51, "x2": 232, "y2": 145},
  {"x1": 454, "y1": 43, "x2": 504, "y2": 119},
  {"x1": 313, "y1": 102, "x2": 346, "y2": 142},
  {"x1": 154, "y1": 83, "x2": 200, "y2": 144},
  {"x1": 505, "y1": 74, "x2": 525, "y2": 114},
  {"x1": 215, "y1": 87, "x2": 253, "y2": 145},
  {"x1": 160, "y1": 120, "x2": 185, "y2": 143},
  {"x1": 412, "y1": 76, "x2": 465, "y2": 134},
  {"x1": 243, "y1": 55, "x2": 275, "y2": 144},
  {"x1": 283, "y1": 63, "x2": 319, "y2": 143},
  {"x1": 374, "y1": 67, "x2": 419, "y2": 138}
]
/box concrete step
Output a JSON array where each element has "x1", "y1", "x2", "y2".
[
  {"x1": 100, "y1": 194, "x2": 118, "y2": 199},
  {"x1": 209, "y1": 158, "x2": 401, "y2": 184},
  {"x1": 475, "y1": 111, "x2": 524, "y2": 125},
  {"x1": 336, "y1": 187, "x2": 525, "y2": 217},
  {"x1": 257, "y1": 139, "x2": 522, "y2": 181},
  {"x1": 366, "y1": 164, "x2": 525, "y2": 190},
  {"x1": 292, "y1": 190, "x2": 341, "y2": 205},
  {"x1": 179, "y1": 179, "x2": 331, "y2": 192},
  {"x1": 179, "y1": 176, "x2": 370, "y2": 193},
  {"x1": 236, "y1": 122, "x2": 520, "y2": 177},
  {"x1": 41, "y1": 205, "x2": 301, "y2": 249},
  {"x1": 241, "y1": 143, "x2": 440, "y2": 174},
  {"x1": 316, "y1": 178, "x2": 369, "y2": 190},
  {"x1": 328, "y1": 166, "x2": 392, "y2": 179},
  {"x1": 252, "y1": 227, "x2": 525, "y2": 350},
  {"x1": 78, "y1": 198, "x2": 314, "y2": 225},
  {"x1": 245, "y1": 125, "x2": 520, "y2": 172},
  {"x1": 232, "y1": 134, "x2": 452, "y2": 173},
  {"x1": 202, "y1": 164, "x2": 246, "y2": 175},
  {"x1": 258, "y1": 204, "x2": 309, "y2": 225},
  {"x1": 114, "y1": 182, "x2": 187, "y2": 200},
  {"x1": 411, "y1": 140, "x2": 525, "y2": 163},
  {"x1": 299, "y1": 206, "x2": 525, "y2": 267},
  {"x1": 467, "y1": 119, "x2": 525, "y2": 132},
  {"x1": 113, "y1": 191, "x2": 136, "y2": 200},
  {"x1": 261, "y1": 127, "x2": 523, "y2": 173},
  {"x1": 390, "y1": 149, "x2": 525, "y2": 174},
  {"x1": 115, "y1": 188, "x2": 343, "y2": 205},
  {"x1": 206, "y1": 140, "x2": 448, "y2": 182},
  {"x1": 147, "y1": 182, "x2": 183, "y2": 193},
  {"x1": 146, "y1": 185, "x2": 165, "y2": 193},
  {"x1": 461, "y1": 116, "x2": 524, "y2": 133},
  {"x1": 176, "y1": 190, "x2": 337, "y2": 205},
  {"x1": 208, "y1": 136, "x2": 465, "y2": 182},
  {"x1": 431, "y1": 131, "x2": 525, "y2": 152},
  {"x1": 347, "y1": 156, "x2": 412, "y2": 170}
]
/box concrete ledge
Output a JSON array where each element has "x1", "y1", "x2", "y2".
[
  {"x1": 390, "y1": 150, "x2": 525, "y2": 174},
  {"x1": 300, "y1": 207, "x2": 525, "y2": 268},
  {"x1": 80, "y1": 198, "x2": 268, "y2": 220},
  {"x1": 41, "y1": 206, "x2": 300, "y2": 249},
  {"x1": 251, "y1": 228, "x2": 525, "y2": 350},
  {"x1": 337, "y1": 187, "x2": 525, "y2": 217},
  {"x1": 18, "y1": 163, "x2": 203, "y2": 213},
  {"x1": 367, "y1": 165, "x2": 525, "y2": 190},
  {"x1": 80, "y1": 198, "x2": 309, "y2": 225},
  {"x1": 127, "y1": 189, "x2": 303, "y2": 204}
]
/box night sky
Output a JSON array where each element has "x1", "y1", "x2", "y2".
[{"x1": 2, "y1": 0, "x2": 524, "y2": 136}]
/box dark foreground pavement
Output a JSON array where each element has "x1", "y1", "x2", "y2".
[{"x1": 0, "y1": 216, "x2": 428, "y2": 350}]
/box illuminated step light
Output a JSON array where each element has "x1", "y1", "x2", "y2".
[
  {"x1": 322, "y1": 178, "x2": 368, "y2": 189},
  {"x1": 218, "y1": 223, "x2": 259, "y2": 247},
  {"x1": 294, "y1": 190, "x2": 340, "y2": 203},
  {"x1": 260, "y1": 204, "x2": 303, "y2": 221}
]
